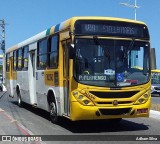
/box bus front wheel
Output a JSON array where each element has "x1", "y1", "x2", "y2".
[{"x1": 49, "y1": 101, "x2": 58, "y2": 124}]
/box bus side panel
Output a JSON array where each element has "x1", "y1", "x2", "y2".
[
  {"x1": 19, "y1": 71, "x2": 30, "y2": 103},
  {"x1": 6, "y1": 58, "x2": 14, "y2": 97},
  {"x1": 8, "y1": 73, "x2": 17, "y2": 98},
  {"x1": 36, "y1": 70, "x2": 48, "y2": 110},
  {"x1": 36, "y1": 69, "x2": 62, "y2": 114},
  {"x1": 6, "y1": 72, "x2": 13, "y2": 96},
  {"x1": 12, "y1": 71, "x2": 17, "y2": 97},
  {"x1": 16, "y1": 71, "x2": 22, "y2": 96},
  {"x1": 44, "y1": 68, "x2": 64, "y2": 116},
  {"x1": 28, "y1": 49, "x2": 37, "y2": 105}
]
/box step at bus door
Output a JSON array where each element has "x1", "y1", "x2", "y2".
[
  {"x1": 62, "y1": 40, "x2": 71, "y2": 116},
  {"x1": 28, "y1": 43, "x2": 37, "y2": 105}
]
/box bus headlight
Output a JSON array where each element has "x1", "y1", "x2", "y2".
[
  {"x1": 78, "y1": 95, "x2": 83, "y2": 100},
  {"x1": 134, "y1": 93, "x2": 150, "y2": 105},
  {"x1": 83, "y1": 100, "x2": 90, "y2": 105},
  {"x1": 73, "y1": 91, "x2": 78, "y2": 97},
  {"x1": 72, "y1": 90, "x2": 94, "y2": 106},
  {"x1": 138, "y1": 98, "x2": 145, "y2": 104}
]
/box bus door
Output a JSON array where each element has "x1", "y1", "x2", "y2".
[
  {"x1": 62, "y1": 39, "x2": 71, "y2": 116},
  {"x1": 9, "y1": 56, "x2": 14, "y2": 95},
  {"x1": 6, "y1": 53, "x2": 13, "y2": 95},
  {"x1": 28, "y1": 43, "x2": 37, "y2": 105}
]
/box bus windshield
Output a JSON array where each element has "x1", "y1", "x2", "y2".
[{"x1": 74, "y1": 38, "x2": 150, "y2": 87}]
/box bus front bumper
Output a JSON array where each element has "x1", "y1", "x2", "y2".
[{"x1": 70, "y1": 99, "x2": 150, "y2": 121}]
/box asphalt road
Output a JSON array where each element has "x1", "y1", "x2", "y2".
[
  {"x1": 0, "y1": 91, "x2": 160, "y2": 144},
  {"x1": 151, "y1": 94, "x2": 160, "y2": 104}
]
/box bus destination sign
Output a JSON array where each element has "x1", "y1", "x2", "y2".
[
  {"x1": 75, "y1": 20, "x2": 149, "y2": 38},
  {"x1": 82, "y1": 24, "x2": 138, "y2": 36}
]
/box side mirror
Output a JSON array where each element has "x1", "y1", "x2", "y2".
[{"x1": 69, "y1": 44, "x2": 75, "y2": 59}]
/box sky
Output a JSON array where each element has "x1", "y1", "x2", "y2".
[{"x1": 0, "y1": 0, "x2": 160, "y2": 68}]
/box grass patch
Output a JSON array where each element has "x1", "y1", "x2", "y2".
[{"x1": 151, "y1": 103, "x2": 160, "y2": 112}]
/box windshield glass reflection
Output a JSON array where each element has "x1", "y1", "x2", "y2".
[{"x1": 74, "y1": 38, "x2": 150, "y2": 87}]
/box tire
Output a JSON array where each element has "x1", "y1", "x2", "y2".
[
  {"x1": 49, "y1": 100, "x2": 58, "y2": 124},
  {"x1": 17, "y1": 91, "x2": 23, "y2": 107}
]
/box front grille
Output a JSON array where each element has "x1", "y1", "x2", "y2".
[
  {"x1": 97, "y1": 101, "x2": 132, "y2": 105},
  {"x1": 99, "y1": 108, "x2": 131, "y2": 115},
  {"x1": 97, "y1": 102, "x2": 112, "y2": 104},
  {"x1": 90, "y1": 91, "x2": 139, "y2": 98}
]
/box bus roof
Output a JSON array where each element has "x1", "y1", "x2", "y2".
[{"x1": 6, "y1": 16, "x2": 147, "y2": 53}]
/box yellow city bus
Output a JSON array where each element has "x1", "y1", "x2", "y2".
[
  {"x1": 6, "y1": 17, "x2": 151, "y2": 123},
  {"x1": 151, "y1": 69, "x2": 160, "y2": 95}
]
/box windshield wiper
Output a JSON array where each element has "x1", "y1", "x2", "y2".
[
  {"x1": 93, "y1": 36, "x2": 105, "y2": 47},
  {"x1": 127, "y1": 38, "x2": 135, "y2": 56},
  {"x1": 93, "y1": 36, "x2": 100, "y2": 45}
]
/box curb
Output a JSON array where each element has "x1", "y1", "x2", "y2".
[
  {"x1": 150, "y1": 110, "x2": 160, "y2": 120},
  {"x1": 0, "y1": 108, "x2": 34, "y2": 135}
]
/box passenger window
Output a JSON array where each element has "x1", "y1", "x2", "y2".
[
  {"x1": 13, "y1": 51, "x2": 17, "y2": 71},
  {"x1": 18, "y1": 49, "x2": 22, "y2": 70},
  {"x1": 6, "y1": 53, "x2": 10, "y2": 72},
  {"x1": 48, "y1": 35, "x2": 58, "y2": 68},
  {"x1": 22, "y1": 46, "x2": 29, "y2": 70},
  {"x1": 37, "y1": 39, "x2": 48, "y2": 69}
]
